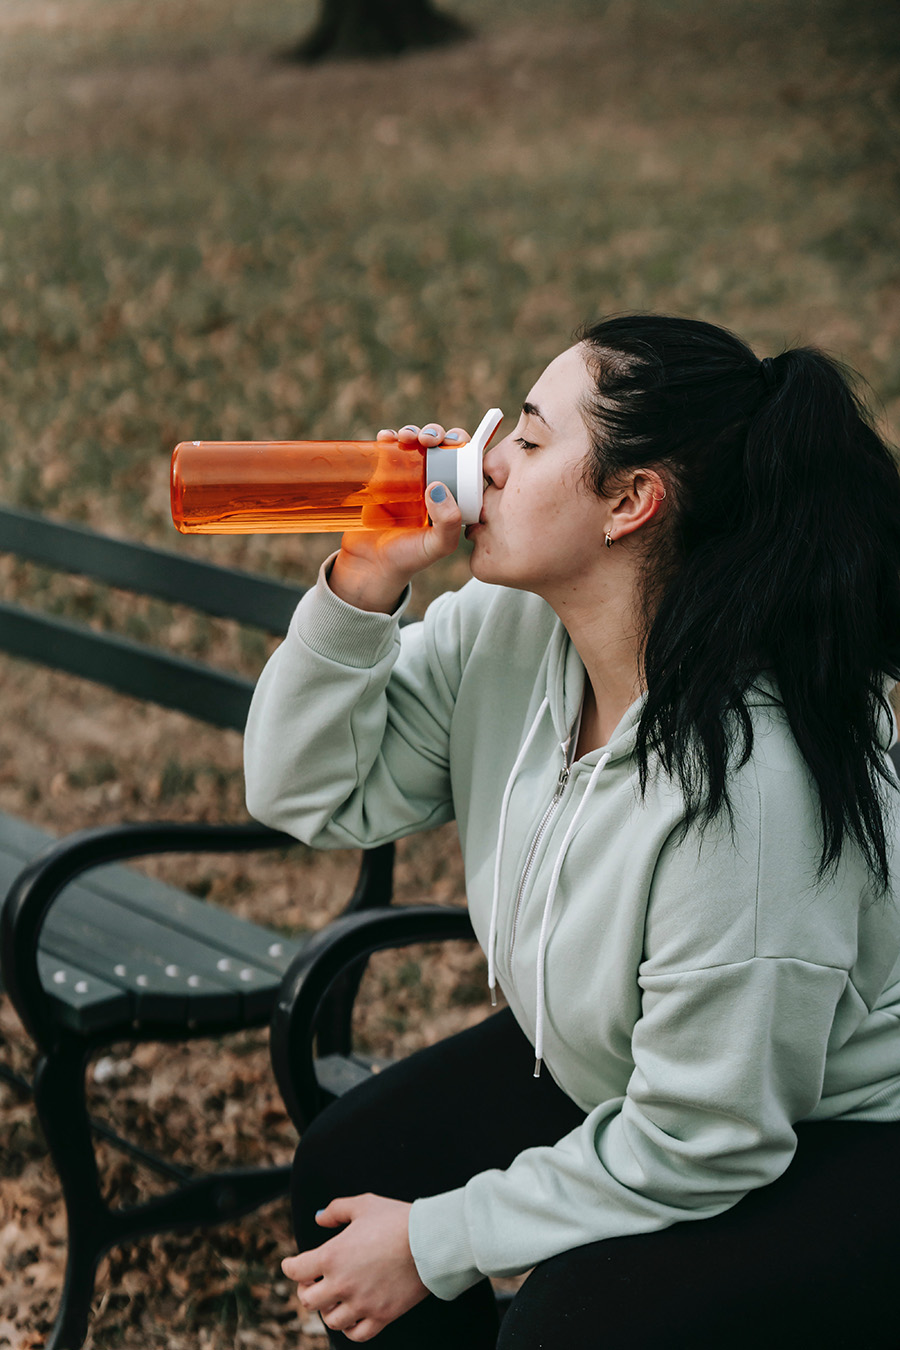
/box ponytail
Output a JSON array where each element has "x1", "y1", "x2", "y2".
[{"x1": 578, "y1": 316, "x2": 900, "y2": 891}]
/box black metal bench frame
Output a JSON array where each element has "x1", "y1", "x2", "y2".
[
  {"x1": 0, "y1": 504, "x2": 396, "y2": 1349},
  {"x1": 271, "y1": 902, "x2": 476, "y2": 1133}
]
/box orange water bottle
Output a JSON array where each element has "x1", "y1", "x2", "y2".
[{"x1": 170, "y1": 409, "x2": 503, "y2": 534}]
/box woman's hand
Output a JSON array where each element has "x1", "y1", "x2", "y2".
[
  {"x1": 329, "y1": 422, "x2": 470, "y2": 614},
  {"x1": 281, "y1": 1193, "x2": 428, "y2": 1342}
]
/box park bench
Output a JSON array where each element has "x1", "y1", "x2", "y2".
[{"x1": 0, "y1": 503, "x2": 417, "y2": 1350}]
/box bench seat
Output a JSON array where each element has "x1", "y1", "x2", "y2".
[{"x1": 0, "y1": 814, "x2": 304, "y2": 1035}]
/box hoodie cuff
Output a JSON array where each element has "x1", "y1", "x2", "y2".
[
  {"x1": 409, "y1": 1189, "x2": 483, "y2": 1302},
  {"x1": 289, "y1": 553, "x2": 412, "y2": 670}
]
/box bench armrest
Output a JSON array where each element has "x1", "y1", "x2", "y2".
[
  {"x1": 270, "y1": 904, "x2": 476, "y2": 1132},
  {"x1": 1, "y1": 820, "x2": 296, "y2": 1052}
]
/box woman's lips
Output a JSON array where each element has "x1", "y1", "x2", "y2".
[{"x1": 464, "y1": 507, "x2": 486, "y2": 540}]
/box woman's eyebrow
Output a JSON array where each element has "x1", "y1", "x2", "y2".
[{"x1": 522, "y1": 401, "x2": 550, "y2": 428}]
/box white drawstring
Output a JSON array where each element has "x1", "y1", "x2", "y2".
[
  {"x1": 487, "y1": 696, "x2": 550, "y2": 1006},
  {"x1": 533, "y1": 751, "x2": 611, "y2": 1077}
]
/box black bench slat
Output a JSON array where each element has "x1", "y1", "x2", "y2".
[
  {"x1": 87, "y1": 864, "x2": 301, "y2": 978},
  {"x1": 37, "y1": 953, "x2": 132, "y2": 1033},
  {"x1": 0, "y1": 819, "x2": 57, "y2": 999},
  {"x1": 315, "y1": 1053, "x2": 380, "y2": 1098},
  {"x1": 0, "y1": 813, "x2": 52, "y2": 862},
  {"x1": 0, "y1": 814, "x2": 304, "y2": 1030},
  {"x1": 0, "y1": 504, "x2": 303, "y2": 634},
  {"x1": 0, "y1": 815, "x2": 300, "y2": 983},
  {"x1": 0, "y1": 850, "x2": 32, "y2": 901},
  {"x1": 40, "y1": 933, "x2": 198, "y2": 1024},
  {"x1": 42, "y1": 909, "x2": 244, "y2": 1027},
  {"x1": 0, "y1": 602, "x2": 255, "y2": 731},
  {"x1": 47, "y1": 888, "x2": 278, "y2": 1016}
]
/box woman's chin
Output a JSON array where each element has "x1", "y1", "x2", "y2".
[{"x1": 468, "y1": 551, "x2": 506, "y2": 587}]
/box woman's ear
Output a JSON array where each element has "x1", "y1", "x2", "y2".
[{"x1": 608, "y1": 470, "x2": 667, "y2": 543}]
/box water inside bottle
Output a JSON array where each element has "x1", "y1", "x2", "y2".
[{"x1": 171, "y1": 439, "x2": 430, "y2": 534}]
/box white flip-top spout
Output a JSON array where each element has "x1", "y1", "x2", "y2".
[{"x1": 426, "y1": 408, "x2": 503, "y2": 524}]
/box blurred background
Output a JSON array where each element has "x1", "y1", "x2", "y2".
[{"x1": 1, "y1": 0, "x2": 898, "y2": 1343}]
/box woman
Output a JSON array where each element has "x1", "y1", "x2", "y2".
[{"x1": 244, "y1": 316, "x2": 900, "y2": 1348}]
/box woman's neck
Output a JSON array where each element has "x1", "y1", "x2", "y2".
[{"x1": 547, "y1": 572, "x2": 645, "y2": 756}]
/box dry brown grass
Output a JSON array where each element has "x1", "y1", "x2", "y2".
[{"x1": 1, "y1": 0, "x2": 898, "y2": 1343}]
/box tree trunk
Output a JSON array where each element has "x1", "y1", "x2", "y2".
[{"x1": 288, "y1": 0, "x2": 470, "y2": 62}]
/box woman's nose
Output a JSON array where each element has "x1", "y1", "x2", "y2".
[{"x1": 482, "y1": 438, "x2": 508, "y2": 488}]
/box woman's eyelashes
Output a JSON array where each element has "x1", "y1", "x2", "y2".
[{"x1": 514, "y1": 436, "x2": 540, "y2": 452}]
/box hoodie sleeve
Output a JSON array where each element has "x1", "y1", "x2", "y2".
[
  {"x1": 409, "y1": 949, "x2": 848, "y2": 1300},
  {"x1": 243, "y1": 556, "x2": 462, "y2": 847}
]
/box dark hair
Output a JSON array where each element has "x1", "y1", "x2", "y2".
[{"x1": 576, "y1": 314, "x2": 900, "y2": 891}]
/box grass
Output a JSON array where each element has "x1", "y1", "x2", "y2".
[
  {"x1": 1, "y1": 0, "x2": 898, "y2": 602},
  {"x1": 0, "y1": 0, "x2": 898, "y2": 1344}
]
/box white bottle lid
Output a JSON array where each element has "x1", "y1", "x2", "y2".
[{"x1": 426, "y1": 408, "x2": 503, "y2": 524}]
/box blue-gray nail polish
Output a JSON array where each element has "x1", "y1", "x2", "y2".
[
  {"x1": 444, "y1": 432, "x2": 459, "y2": 442},
  {"x1": 315, "y1": 1209, "x2": 326, "y2": 1218},
  {"x1": 431, "y1": 485, "x2": 447, "y2": 502}
]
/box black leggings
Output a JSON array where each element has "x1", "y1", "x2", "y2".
[{"x1": 291, "y1": 1009, "x2": 900, "y2": 1349}]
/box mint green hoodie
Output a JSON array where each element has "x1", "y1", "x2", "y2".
[{"x1": 244, "y1": 561, "x2": 900, "y2": 1302}]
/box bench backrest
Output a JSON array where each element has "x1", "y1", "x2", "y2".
[{"x1": 0, "y1": 505, "x2": 305, "y2": 731}]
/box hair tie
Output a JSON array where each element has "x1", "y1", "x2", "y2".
[{"x1": 760, "y1": 356, "x2": 778, "y2": 391}]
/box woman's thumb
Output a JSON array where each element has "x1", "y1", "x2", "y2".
[
  {"x1": 426, "y1": 481, "x2": 462, "y2": 534},
  {"x1": 315, "y1": 1197, "x2": 353, "y2": 1228}
]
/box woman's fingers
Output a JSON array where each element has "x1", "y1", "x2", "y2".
[
  {"x1": 318, "y1": 1302, "x2": 382, "y2": 1342},
  {"x1": 316, "y1": 1196, "x2": 356, "y2": 1227},
  {"x1": 443, "y1": 426, "x2": 470, "y2": 444},
  {"x1": 392, "y1": 422, "x2": 470, "y2": 447},
  {"x1": 397, "y1": 423, "x2": 445, "y2": 446},
  {"x1": 322, "y1": 1301, "x2": 366, "y2": 1333},
  {"x1": 282, "y1": 1252, "x2": 311, "y2": 1281},
  {"x1": 343, "y1": 1320, "x2": 381, "y2": 1344}
]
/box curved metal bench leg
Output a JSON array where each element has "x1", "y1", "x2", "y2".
[
  {"x1": 43, "y1": 1239, "x2": 103, "y2": 1350},
  {"x1": 31, "y1": 1039, "x2": 294, "y2": 1348},
  {"x1": 33, "y1": 1046, "x2": 110, "y2": 1350}
]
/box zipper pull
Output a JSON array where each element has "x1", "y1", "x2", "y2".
[{"x1": 555, "y1": 766, "x2": 570, "y2": 796}]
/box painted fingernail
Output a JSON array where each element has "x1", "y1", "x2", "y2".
[
  {"x1": 423, "y1": 426, "x2": 440, "y2": 438},
  {"x1": 315, "y1": 1209, "x2": 325, "y2": 1218},
  {"x1": 444, "y1": 431, "x2": 459, "y2": 442},
  {"x1": 430, "y1": 485, "x2": 447, "y2": 502},
  {"x1": 401, "y1": 425, "x2": 418, "y2": 432}
]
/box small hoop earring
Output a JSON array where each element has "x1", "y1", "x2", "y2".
[{"x1": 605, "y1": 532, "x2": 614, "y2": 548}]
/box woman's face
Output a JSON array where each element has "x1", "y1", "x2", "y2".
[{"x1": 467, "y1": 343, "x2": 610, "y2": 597}]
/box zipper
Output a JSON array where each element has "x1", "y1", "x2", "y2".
[{"x1": 507, "y1": 763, "x2": 570, "y2": 961}]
